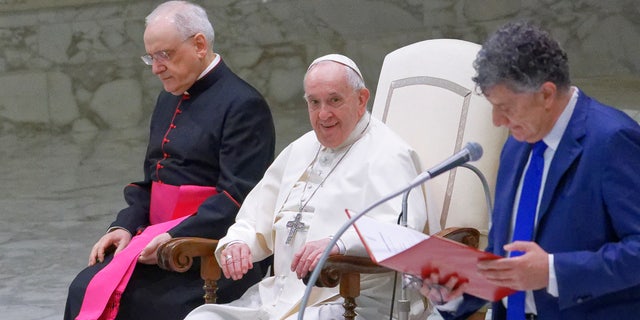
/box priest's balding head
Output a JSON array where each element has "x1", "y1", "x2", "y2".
[{"x1": 303, "y1": 54, "x2": 371, "y2": 149}]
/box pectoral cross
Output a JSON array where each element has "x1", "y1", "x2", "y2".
[{"x1": 285, "y1": 213, "x2": 308, "y2": 245}]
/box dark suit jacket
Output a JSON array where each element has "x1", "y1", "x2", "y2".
[
  {"x1": 111, "y1": 60, "x2": 276, "y2": 239},
  {"x1": 447, "y1": 91, "x2": 640, "y2": 319},
  {"x1": 66, "y1": 60, "x2": 276, "y2": 320}
]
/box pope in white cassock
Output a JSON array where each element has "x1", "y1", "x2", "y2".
[{"x1": 185, "y1": 54, "x2": 431, "y2": 320}]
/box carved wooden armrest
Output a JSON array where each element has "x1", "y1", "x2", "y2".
[
  {"x1": 307, "y1": 226, "x2": 480, "y2": 288},
  {"x1": 303, "y1": 227, "x2": 481, "y2": 319},
  {"x1": 157, "y1": 237, "x2": 220, "y2": 303},
  {"x1": 437, "y1": 226, "x2": 480, "y2": 249},
  {"x1": 302, "y1": 255, "x2": 391, "y2": 320},
  {"x1": 307, "y1": 255, "x2": 392, "y2": 288}
]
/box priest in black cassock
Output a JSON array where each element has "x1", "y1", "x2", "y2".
[{"x1": 64, "y1": 1, "x2": 275, "y2": 319}]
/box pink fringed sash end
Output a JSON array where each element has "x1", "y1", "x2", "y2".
[{"x1": 76, "y1": 182, "x2": 218, "y2": 320}]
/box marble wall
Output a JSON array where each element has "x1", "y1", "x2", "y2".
[
  {"x1": 0, "y1": 1, "x2": 639, "y2": 318},
  {"x1": 0, "y1": 0, "x2": 639, "y2": 151}
]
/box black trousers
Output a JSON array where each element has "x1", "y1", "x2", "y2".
[{"x1": 64, "y1": 254, "x2": 271, "y2": 320}]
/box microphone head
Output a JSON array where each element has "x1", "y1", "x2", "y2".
[{"x1": 465, "y1": 142, "x2": 483, "y2": 161}]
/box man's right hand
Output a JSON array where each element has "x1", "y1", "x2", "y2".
[
  {"x1": 88, "y1": 228, "x2": 132, "y2": 266},
  {"x1": 220, "y1": 243, "x2": 253, "y2": 280}
]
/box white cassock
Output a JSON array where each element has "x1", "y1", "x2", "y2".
[{"x1": 185, "y1": 113, "x2": 437, "y2": 320}]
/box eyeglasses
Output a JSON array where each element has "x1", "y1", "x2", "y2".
[
  {"x1": 141, "y1": 50, "x2": 170, "y2": 65},
  {"x1": 140, "y1": 35, "x2": 195, "y2": 66}
]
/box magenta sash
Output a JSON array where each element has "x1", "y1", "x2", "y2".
[
  {"x1": 76, "y1": 182, "x2": 218, "y2": 320},
  {"x1": 149, "y1": 182, "x2": 219, "y2": 225}
]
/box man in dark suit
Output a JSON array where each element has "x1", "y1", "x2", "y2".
[
  {"x1": 64, "y1": 1, "x2": 275, "y2": 319},
  {"x1": 422, "y1": 21, "x2": 640, "y2": 319}
]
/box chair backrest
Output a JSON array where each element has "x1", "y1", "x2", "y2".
[{"x1": 371, "y1": 39, "x2": 508, "y2": 249}]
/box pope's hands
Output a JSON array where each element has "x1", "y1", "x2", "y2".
[
  {"x1": 291, "y1": 238, "x2": 339, "y2": 279},
  {"x1": 219, "y1": 237, "x2": 340, "y2": 281},
  {"x1": 220, "y1": 243, "x2": 253, "y2": 280},
  {"x1": 88, "y1": 228, "x2": 131, "y2": 266}
]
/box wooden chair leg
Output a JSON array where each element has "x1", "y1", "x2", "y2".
[
  {"x1": 340, "y1": 272, "x2": 360, "y2": 320},
  {"x1": 467, "y1": 311, "x2": 487, "y2": 320},
  {"x1": 203, "y1": 278, "x2": 218, "y2": 304},
  {"x1": 157, "y1": 237, "x2": 221, "y2": 305},
  {"x1": 201, "y1": 254, "x2": 221, "y2": 304}
]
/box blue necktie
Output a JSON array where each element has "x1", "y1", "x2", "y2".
[{"x1": 507, "y1": 141, "x2": 547, "y2": 320}]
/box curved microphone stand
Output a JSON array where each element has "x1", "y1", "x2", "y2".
[
  {"x1": 297, "y1": 142, "x2": 484, "y2": 319},
  {"x1": 395, "y1": 162, "x2": 493, "y2": 320},
  {"x1": 297, "y1": 172, "x2": 434, "y2": 320}
]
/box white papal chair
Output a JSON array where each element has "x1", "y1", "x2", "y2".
[
  {"x1": 371, "y1": 38, "x2": 507, "y2": 243},
  {"x1": 311, "y1": 39, "x2": 509, "y2": 320}
]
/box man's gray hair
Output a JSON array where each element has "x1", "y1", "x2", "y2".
[
  {"x1": 472, "y1": 21, "x2": 570, "y2": 94},
  {"x1": 344, "y1": 65, "x2": 366, "y2": 91},
  {"x1": 146, "y1": 1, "x2": 215, "y2": 49}
]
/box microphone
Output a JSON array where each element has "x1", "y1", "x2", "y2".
[
  {"x1": 429, "y1": 142, "x2": 483, "y2": 178},
  {"x1": 298, "y1": 142, "x2": 483, "y2": 319},
  {"x1": 411, "y1": 142, "x2": 483, "y2": 184}
]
